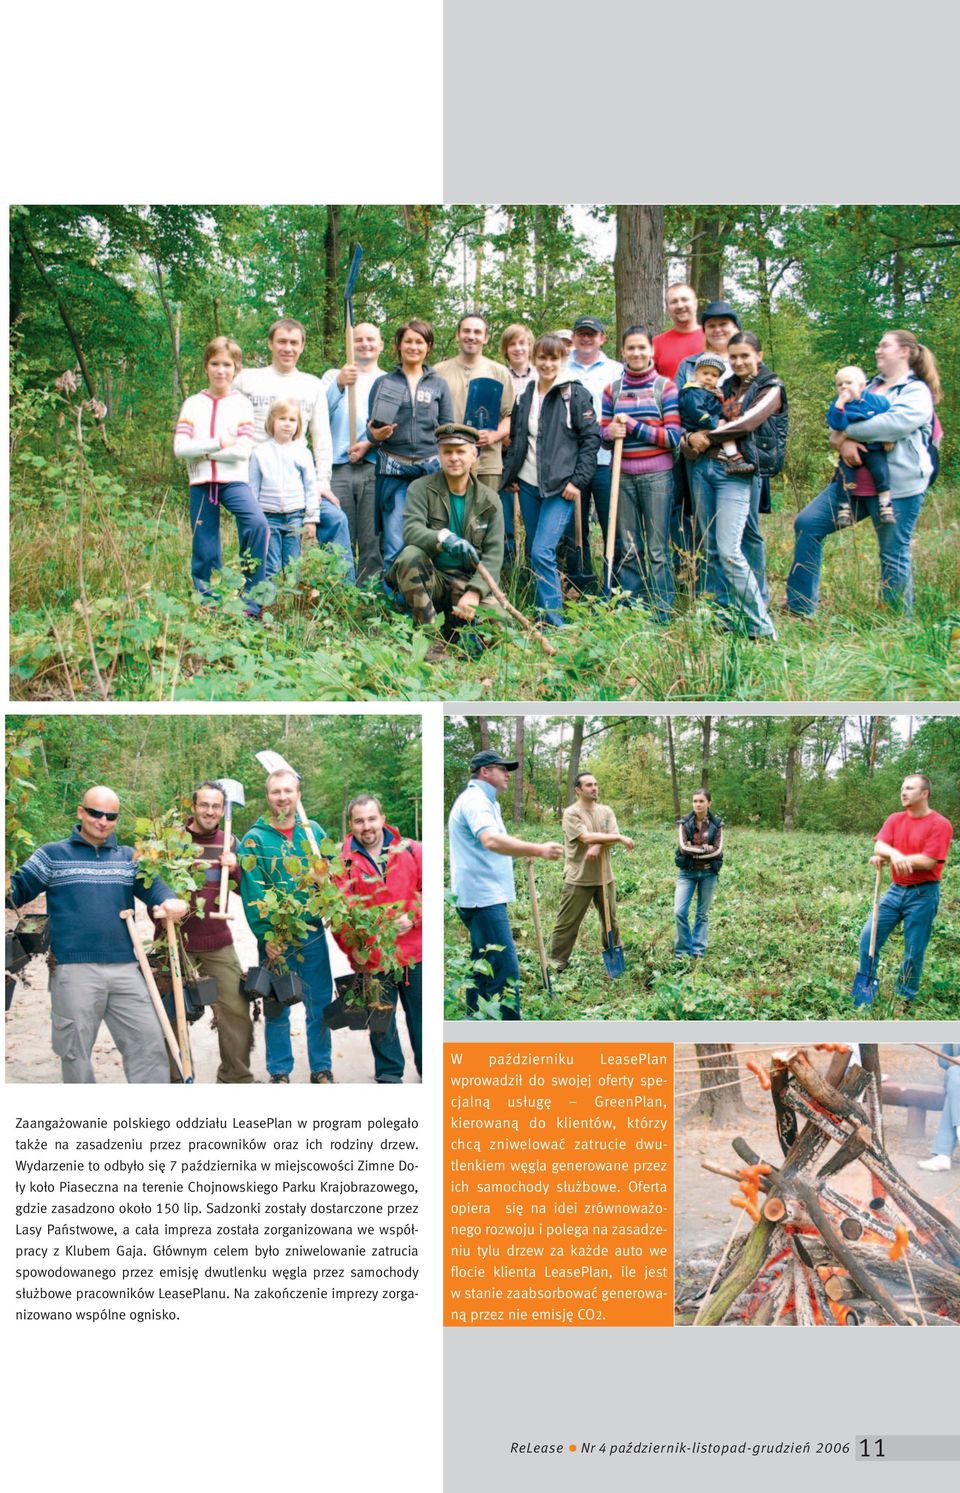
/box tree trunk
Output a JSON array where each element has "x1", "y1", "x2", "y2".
[
  {"x1": 783, "y1": 717, "x2": 818, "y2": 831},
  {"x1": 688, "y1": 212, "x2": 733, "y2": 302},
  {"x1": 323, "y1": 205, "x2": 341, "y2": 358},
  {"x1": 690, "y1": 1044, "x2": 744, "y2": 1122},
  {"x1": 868, "y1": 716, "x2": 880, "y2": 775},
  {"x1": 614, "y1": 206, "x2": 665, "y2": 341},
  {"x1": 566, "y1": 718, "x2": 585, "y2": 803},
  {"x1": 666, "y1": 717, "x2": 681, "y2": 819},
  {"x1": 152, "y1": 259, "x2": 186, "y2": 402},
  {"x1": 513, "y1": 716, "x2": 525, "y2": 821},
  {"x1": 700, "y1": 716, "x2": 712, "y2": 791},
  {"x1": 20, "y1": 223, "x2": 102, "y2": 409}
]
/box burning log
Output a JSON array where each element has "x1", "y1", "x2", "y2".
[{"x1": 680, "y1": 1046, "x2": 960, "y2": 1326}]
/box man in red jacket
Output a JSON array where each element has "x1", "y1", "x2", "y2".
[
  {"x1": 856, "y1": 773, "x2": 953, "y2": 1004},
  {"x1": 182, "y1": 782, "x2": 254, "y2": 1082},
  {"x1": 335, "y1": 794, "x2": 422, "y2": 1083}
]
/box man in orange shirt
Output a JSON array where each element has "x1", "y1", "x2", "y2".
[
  {"x1": 653, "y1": 283, "x2": 704, "y2": 380},
  {"x1": 856, "y1": 773, "x2": 953, "y2": 1003}
]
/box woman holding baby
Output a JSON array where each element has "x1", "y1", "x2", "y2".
[{"x1": 785, "y1": 329, "x2": 942, "y2": 617}]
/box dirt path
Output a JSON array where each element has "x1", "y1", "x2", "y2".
[
  {"x1": 5, "y1": 895, "x2": 418, "y2": 1085},
  {"x1": 676, "y1": 1043, "x2": 957, "y2": 1259}
]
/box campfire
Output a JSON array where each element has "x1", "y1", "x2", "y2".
[{"x1": 677, "y1": 1045, "x2": 960, "y2": 1326}]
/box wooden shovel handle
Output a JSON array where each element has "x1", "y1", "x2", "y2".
[
  {"x1": 526, "y1": 861, "x2": 550, "y2": 986},
  {"x1": 605, "y1": 438, "x2": 623, "y2": 591},
  {"x1": 345, "y1": 315, "x2": 357, "y2": 447},
  {"x1": 599, "y1": 849, "x2": 613, "y2": 938},
  {"x1": 165, "y1": 915, "x2": 193, "y2": 1083},
  {"x1": 119, "y1": 911, "x2": 185, "y2": 1081},
  {"x1": 475, "y1": 562, "x2": 557, "y2": 657},
  {"x1": 868, "y1": 864, "x2": 882, "y2": 962},
  {"x1": 215, "y1": 805, "x2": 233, "y2": 917}
]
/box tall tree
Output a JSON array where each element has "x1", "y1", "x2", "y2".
[
  {"x1": 566, "y1": 718, "x2": 585, "y2": 803},
  {"x1": 690, "y1": 1044, "x2": 744, "y2": 1123},
  {"x1": 783, "y1": 717, "x2": 818, "y2": 831},
  {"x1": 665, "y1": 717, "x2": 681, "y2": 819},
  {"x1": 614, "y1": 206, "x2": 665, "y2": 340},
  {"x1": 513, "y1": 716, "x2": 525, "y2": 821},
  {"x1": 700, "y1": 716, "x2": 712, "y2": 791}
]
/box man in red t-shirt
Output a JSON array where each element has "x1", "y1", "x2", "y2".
[
  {"x1": 653, "y1": 283, "x2": 705, "y2": 380},
  {"x1": 856, "y1": 773, "x2": 953, "y2": 1002}
]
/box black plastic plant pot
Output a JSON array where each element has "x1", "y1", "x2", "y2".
[
  {"x1": 6, "y1": 972, "x2": 17, "y2": 1011},
  {"x1": 161, "y1": 991, "x2": 203, "y2": 1026},
  {"x1": 323, "y1": 996, "x2": 352, "y2": 1029},
  {"x1": 334, "y1": 972, "x2": 362, "y2": 1001},
  {"x1": 192, "y1": 976, "x2": 219, "y2": 1007},
  {"x1": 270, "y1": 970, "x2": 305, "y2": 1006},
  {"x1": 365, "y1": 1004, "x2": 395, "y2": 1035},
  {"x1": 17, "y1": 917, "x2": 50, "y2": 955},
  {"x1": 148, "y1": 956, "x2": 174, "y2": 996},
  {"x1": 6, "y1": 931, "x2": 30, "y2": 975},
  {"x1": 262, "y1": 995, "x2": 283, "y2": 1020},
  {"x1": 243, "y1": 964, "x2": 274, "y2": 1000}
]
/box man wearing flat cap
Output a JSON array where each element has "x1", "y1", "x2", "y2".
[
  {"x1": 448, "y1": 751, "x2": 563, "y2": 1018},
  {"x1": 388, "y1": 423, "x2": 505, "y2": 643}
]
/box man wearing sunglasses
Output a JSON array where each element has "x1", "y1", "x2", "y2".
[{"x1": 7, "y1": 786, "x2": 189, "y2": 1083}]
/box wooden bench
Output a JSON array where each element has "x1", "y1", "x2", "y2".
[{"x1": 881, "y1": 1082, "x2": 944, "y2": 1140}]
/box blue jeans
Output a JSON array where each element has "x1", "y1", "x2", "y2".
[
  {"x1": 500, "y1": 488, "x2": 518, "y2": 562},
  {"x1": 260, "y1": 928, "x2": 333, "y2": 1076},
  {"x1": 674, "y1": 871, "x2": 719, "y2": 956},
  {"x1": 614, "y1": 469, "x2": 675, "y2": 622},
  {"x1": 857, "y1": 881, "x2": 941, "y2": 1001},
  {"x1": 691, "y1": 460, "x2": 775, "y2": 637},
  {"x1": 189, "y1": 482, "x2": 270, "y2": 614},
  {"x1": 457, "y1": 902, "x2": 521, "y2": 1018},
  {"x1": 376, "y1": 457, "x2": 441, "y2": 571},
  {"x1": 579, "y1": 461, "x2": 612, "y2": 549},
  {"x1": 786, "y1": 484, "x2": 925, "y2": 615},
  {"x1": 933, "y1": 1069, "x2": 960, "y2": 1156},
  {"x1": 741, "y1": 472, "x2": 768, "y2": 604},
  {"x1": 370, "y1": 961, "x2": 422, "y2": 1083},
  {"x1": 517, "y1": 478, "x2": 575, "y2": 626},
  {"x1": 316, "y1": 498, "x2": 357, "y2": 583},
  {"x1": 265, "y1": 511, "x2": 304, "y2": 576}
]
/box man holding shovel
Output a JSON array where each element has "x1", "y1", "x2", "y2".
[
  {"x1": 323, "y1": 321, "x2": 386, "y2": 582},
  {"x1": 6, "y1": 786, "x2": 188, "y2": 1083},
  {"x1": 549, "y1": 773, "x2": 634, "y2": 975},
  {"x1": 448, "y1": 751, "x2": 563, "y2": 1018},
  {"x1": 433, "y1": 313, "x2": 515, "y2": 489},
  {"x1": 180, "y1": 781, "x2": 254, "y2": 1084},
  {"x1": 239, "y1": 768, "x2": 335, "y2": 1083},
  {"x1": 854, "y1": 774, "x2": 953, "y2": 1005}
]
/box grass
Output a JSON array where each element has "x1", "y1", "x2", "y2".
[
  {"x1": 444, "y1": 825, "x2": 959, "y2": 1021},
  {"x1": 8, "y1": 453, "x2": 960, "y2": 701}
]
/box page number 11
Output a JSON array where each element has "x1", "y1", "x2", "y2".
[{"x1": 859, "y1": 1439, "x2": 885, "y2": 1459}]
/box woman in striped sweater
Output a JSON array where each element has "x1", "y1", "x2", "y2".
[
  {"x1": 174, "y1": 337, "x2": 270, "y2": 617},
  {"x1": 600, "y1": 325, "x2": 680, "y2": 623}
]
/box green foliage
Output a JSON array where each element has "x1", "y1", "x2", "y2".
[
  {"x1": 3, "y1": 714, "x2": 420, "y2": 857},
  {"x1": 4, "y1": 720, "x2": 44, "y2": 872},
  {"x1": 133, "y1": 809, "x2": 208, "y2": 902},
  {"x1": 445, "y1": 824, "x2": 958, "y2": 1021}
]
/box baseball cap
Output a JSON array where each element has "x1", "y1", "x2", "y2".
[
  {"x1": 470, "y1": 750, "x2": 519, "y2": 772},
  {"x1": 573, "y1": 316, "x2": 604, "y2": 334}
]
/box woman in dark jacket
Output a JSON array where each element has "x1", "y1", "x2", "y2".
[
  {"x1": 674, "y1": 789, "x2": 724, "y2": 957},
  {"x1": 683, "y1": 331, "x2": 783, "y2": 639},
  {"x1": 367, "y1": 319, "x2": 455, "y2": 572},
  {"x1": 502, "y1": 333, "x2": 601, "y2": 626}
]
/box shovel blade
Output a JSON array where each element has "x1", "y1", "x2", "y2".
[
  {"x1": 603, "y1": 942, "x2": 626, "y2": 979},
  {"x1": 851, "y1": 973, "x2": 880, "y2": 1008}
]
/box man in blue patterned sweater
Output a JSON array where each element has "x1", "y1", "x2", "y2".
[{"x1": 7, "y1": 786, "x2": 189, "y2": 1083}]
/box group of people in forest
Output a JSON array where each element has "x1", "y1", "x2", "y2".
[
  {"x1": 448, "y1": 756, "x2": 953, "y2": 1016},
  {"x1": 173, "y1": 290, "x2": 943, "y2": 648},
  {"x1": 7, "y1": 773, "x2": 421, "y2": 1085}
]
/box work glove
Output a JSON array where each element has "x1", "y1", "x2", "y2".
[{"x1": 438, "y1": 533, "x2": 480, "y2": 567}]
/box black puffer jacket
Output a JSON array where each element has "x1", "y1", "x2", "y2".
[
  {"x1": 675, "y1": 811, "x2": 724, "y2": 875},
  {"x1": 501, "y1": 374, "x2": 600, "y2": 499},
  {"x1": 723, "y1": 364, "x2": 788, "y2": 476}
]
